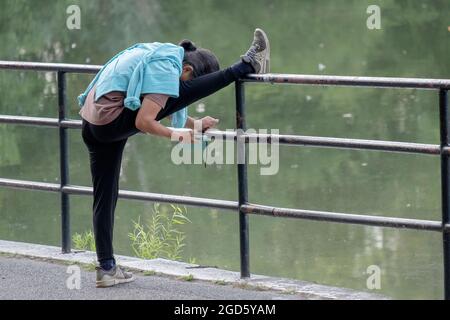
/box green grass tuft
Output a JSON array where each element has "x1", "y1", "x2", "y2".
[
  {"x1": 72, "y1": 230, "x2": 96, "y2": 252},
  {"x1": 128, "y1": 203, "x2": 191, "y2": 261}
]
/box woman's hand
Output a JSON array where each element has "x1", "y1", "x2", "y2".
[{"x1": 200, "y1": 116, "x2": 219, "y2": 132}]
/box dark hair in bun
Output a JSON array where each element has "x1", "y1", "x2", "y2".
[
  {"x1": 179, "y1": 39, "x2": 197, "y2": 52},
  {"x1": 179, "y1": 39, "x2": 220, "y2": 78}
]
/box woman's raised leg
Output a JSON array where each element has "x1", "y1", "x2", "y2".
[{"x1": 155, "y1": 61, "x2": 253, "y2": 121}]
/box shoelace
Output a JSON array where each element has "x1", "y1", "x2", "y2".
[{"x1": 245, "y1": 45, "x2": 260, "y2": 59}]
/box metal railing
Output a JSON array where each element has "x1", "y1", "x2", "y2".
[{"x1": 1, "y1": 60, "x2": 450, "y2": 298}]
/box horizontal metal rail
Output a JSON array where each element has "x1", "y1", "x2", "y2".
[
  {"x1": 0, "y1": 115, "x2": 444, "y2": 155},
  {"x1": 0, "y1": 178, "x2": 61, "y2": 192},
  {"x1": 2, "y1": 61, "x2": 450, "y2": 89},
  {"x1": 0, "y1": 115, "x2": 82, "y2": 129},
  {"x1": 0, "y1": 61, "x2": 101, "y2": 74},
  {"x1": 0, "y1": 178, "x2": 238, "y2": 211},
  {"x1": 63, "y1": 185, "x2": 238, "y2": 210},
  {"x1": 241, "y1": 203, "x2": 446, "y2": 232},
  {"x1": 1, "y1": 177, "x2": 446, "y2": 233},
  {"x1": 206, "y1": 130, "x2": 442, "y2": 155},
  {"x1": 245, "y1": 74, "x2": 450, "y2": 90},
  {"x1": 0, "y1": 115, "x2": 60, "y2": 127}
]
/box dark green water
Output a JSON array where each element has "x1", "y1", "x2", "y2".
[{"x1": 1, "y1": 0, "x2": 449, "y2": 299}]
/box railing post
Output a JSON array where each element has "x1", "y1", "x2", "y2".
[
  {"x1": 235, "y1": 80, "x2": 250, "y2": 278},
  {"x1": 440, "y1": 88, "x2": 449, "y2": 299},
  {"x1": 57, "y1": 71, "x2": 70, "y2": 253}
]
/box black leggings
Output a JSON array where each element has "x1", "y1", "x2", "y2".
[{"x1": 82, "y1": 64, "x2": 245, "y2": 262}]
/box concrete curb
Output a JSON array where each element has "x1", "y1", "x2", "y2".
[{"x1": 0, "y1": 240, "x2": 388, "y2": 300}]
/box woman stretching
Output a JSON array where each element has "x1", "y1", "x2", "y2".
[{"x1": 79, "y1": 29, "x2": 270, "y2": 287}]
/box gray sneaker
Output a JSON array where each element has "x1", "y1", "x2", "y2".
[
  {"x1": 241, "y1": 28, "x2": 270, "y2": 74},
  {"x1": 96, "y1": 266, "x2": 135, "y2": 288}
]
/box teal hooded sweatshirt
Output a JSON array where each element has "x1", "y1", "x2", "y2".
[{"x1": 78, "y1": 42, "x2": 188, "y2": 128}]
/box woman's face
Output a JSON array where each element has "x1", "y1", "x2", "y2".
[{"x1": 181, "y1": 64, "x2": 194, "y2": 81}]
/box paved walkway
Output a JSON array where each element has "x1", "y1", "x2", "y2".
[
  {"x1": 0, "y1": 240, "x2": 387, "y2": 300},
  {"x1": 0, "y1": 256, "x2": 301, "y2": 300}
]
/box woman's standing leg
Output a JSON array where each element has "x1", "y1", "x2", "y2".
[{"x1": 82, "y1": 120, "x2": 128, "y2": 267}]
